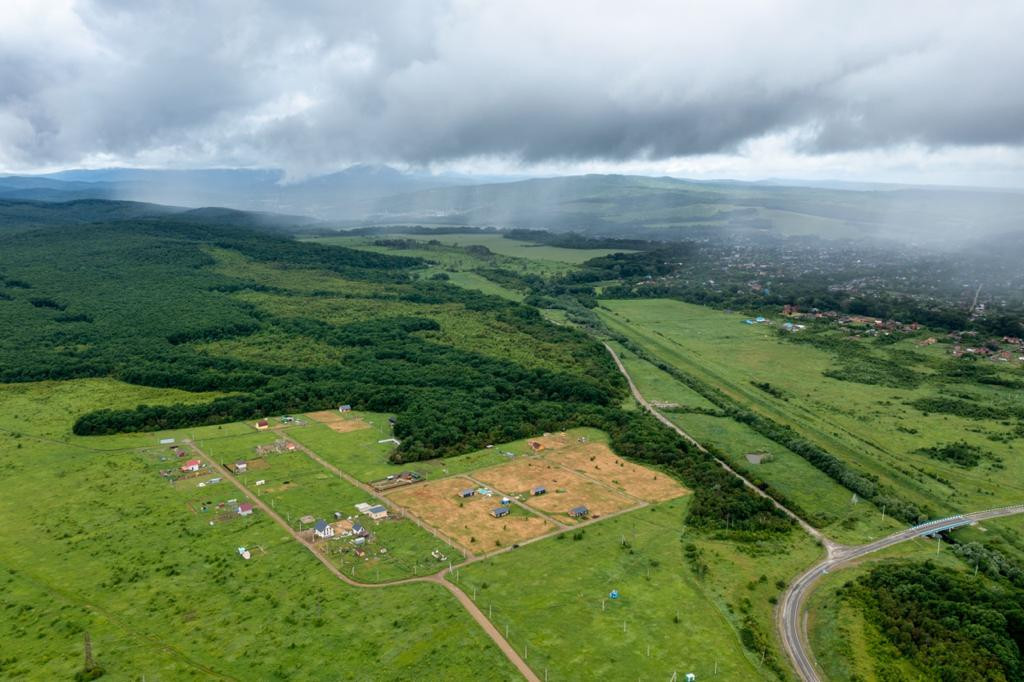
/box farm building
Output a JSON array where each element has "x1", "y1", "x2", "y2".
[
  {"x1": 491, "y1": 507, "x2": 510, "y2": 518},
  {"x1": 531, "y1": 485, "x2": 546, "y2": 496},
  {"x1": 237, "y1": 503, "x2": 253, "y2": 517},
  {"x1": 459, "y1": 488, "x2": 476, "y2": 498},
  {"x1": 568, "y1": 506, "x2": 589, "y2": 518},
  {"x1": 367, "y1": 505, "x2": 389, "y2": 520},
  {"x1": 354, "y1": 503, "x2": 373, "y2": 514},
  {"x1": 339, "y1": 404, "x2": 352, "y2": 412},
  {"x1": 234, "y1": 461, "x2": 247, "y2": 473},
  {"x1": 255, "y1": 419, "x2": 270, "y2": 431},
  {"x1": 313, "y1": 520, "x2": 334, "y2": 539},
  {"x1": 180, "y1": 459, "x2": 201, "y2": 473}
]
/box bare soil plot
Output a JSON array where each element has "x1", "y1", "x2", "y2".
[
  {"x1": 307, "y1": 410, "x2": 371, "y2": 433},
  {"x1": 387, "y1": 476, "x2": 554, "y2": 552},
  {"x1": 246, "y1": 457, "x2": 270, "y2": 471},
  {"x1": 546, "y1": 442, "x2": 688, "y2": 503},
  {"x1": 473, "y1": 458, "x2": 637, "y2": 523}
]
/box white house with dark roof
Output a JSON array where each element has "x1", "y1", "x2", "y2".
[{"x1": 313, "y1": 519, "x2": 334, "y2": 539}]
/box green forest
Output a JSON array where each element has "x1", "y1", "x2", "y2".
[
  {"x1": 0, "y1": 208, "x2": 787, "y2": 535},
  {"x1": 844, "y1": 561, "x2": 1024, "y2": 681}
]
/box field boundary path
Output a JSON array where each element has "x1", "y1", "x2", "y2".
[
  {"x1": 185, "y1": 440, "x2": 541, "y2": 682},
  {"x1": 603, "y1": 342, "x2": 1024, "y2": 682},
  {"x1": 278, "y1": 430, "x2": 476, "y2": 557}
]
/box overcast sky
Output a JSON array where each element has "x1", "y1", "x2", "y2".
[{"x1": 2, "y1": 0, "x2": 1024, "y2": 186}]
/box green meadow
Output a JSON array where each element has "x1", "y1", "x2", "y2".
[
  {"x1": 608, "y1": 343, "x2": 898, "y2": 544},
  {"x1": 453, "y1": 496, "x2": 820, "y2": 681},
  {"x1": 599, "y1": 299, "x2": 1024, "y2": 521},
  {"x1": 287, "y1": 419, "x2": 612, "y2": 484},
  {"x1": 0, "y1": 380, "x2": 518, "y2": 680}
]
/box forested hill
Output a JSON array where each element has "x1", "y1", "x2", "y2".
[
  {"x1": 0, "y1": 198, "x2": 317, "y2": 234},
  {"x1": 0, "y1": 201, "x2": 791, "y2": 535}
]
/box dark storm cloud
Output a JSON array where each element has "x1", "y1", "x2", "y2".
[{"x1": 1, "y1": 0, "x2": 1023, "y2": 172}]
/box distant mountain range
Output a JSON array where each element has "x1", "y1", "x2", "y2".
[{"x1": 2, "y1": 165, "x2": 1022, "y2": 246}]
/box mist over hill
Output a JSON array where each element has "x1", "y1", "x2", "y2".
[{"x1": 3, "y1": 166, "x2": 1023, "y2": 248}]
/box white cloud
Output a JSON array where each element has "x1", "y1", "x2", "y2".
[{"x1": 1, "y1": 0, "x2": 1023, "y2": 186}]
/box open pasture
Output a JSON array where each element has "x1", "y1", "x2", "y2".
[
  {"x1": 387, "y1": 475, "x2": 555, "y2": 551},
  {"x1": 0, "y1": 380, "x2": 514, "y2": 679},
  {"x1": 599, "y1": 298, "x2": 1024, "y2": 521}
]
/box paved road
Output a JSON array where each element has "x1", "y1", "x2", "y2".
[
  {"x1": 779, "y1": 505, "x2": 1024, "y2": 682},
  {"x1": 603, "y1": 343, "x2": 1024, "y2": 681}
]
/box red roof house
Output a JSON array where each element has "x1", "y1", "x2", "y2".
[
  {"x1": 237, "y1": 503, "x2": 254, "y2": 516},
  {"x1": 180, "y1": 459, "x2": 201, "y2": 473}
]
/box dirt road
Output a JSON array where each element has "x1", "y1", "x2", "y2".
[
  {"x1": 186, "y1": 440, "x2": 540, "y2": 682},
  {"x1": 603, "y1": 342, "x2": 1024, "y2": 682}
]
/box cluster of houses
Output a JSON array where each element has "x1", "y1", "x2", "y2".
[
  {"x1": 946, "y1": 332, "x2": 1024, "y2": 362},
  {"x1": 780, "y1": 305, "x2": 924, "y2": 335}
]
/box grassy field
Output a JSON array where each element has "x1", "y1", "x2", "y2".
[
  {"x1": 599, "y1": 299, "x2": 1024, "y2": 521},
  {"x1": 452, "y1": 496, "x2": 821, "y2": 681},
  {"x1": 608, "y1": 343, "x2": 898, "y2": 544},
  {"x1": 0, "y1": 379, "x2": 519, "y2": 680}
]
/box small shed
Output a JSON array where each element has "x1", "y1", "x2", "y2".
[
  {"x1": 255, "y1": 419, "x2": 270, "y2": 431},
  {"x1": 180, "y1": 459, "x2": 201, "y2": 473},
  {"x1": 237, "y1": 503, "x2": 253, "y2": 517},
  {"x1": 491, "y1": 507, "x2": 510, "y2": 518},
  {"x1": 459, "y1": 488, "x2": 476, "y2": 498},
  {"x1": 531, "y1": 485, "x2": 546, "y2": 496},
  {"x1": 367, "y1": 505, "x2": 389, "y2": 520},
  {"x1": 352, "y1": 522, "x2": 368, "y2": 537},
  {"x1": 339, "y1": 404, "x2": 352, "y2": 412},
  {"x1": 234, "y1": 461, "x2": 248, "y2": 473},
  {"x1": 568, "y1": 505, "x2": 589, "y2": 518},
  {"x1": 313, "y1": 519, "x2": 334, "y2": 539}
]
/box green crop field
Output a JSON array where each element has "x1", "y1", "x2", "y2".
[
  {"x1": 0, "y1": 380, "x2": 518, "y2": 680},
  {"x1": 599, "y1": 299, "x2": 1024, "y2": 523},
  {"x1": 453, "y1": 496, "x2": 821, "y2": 681}
]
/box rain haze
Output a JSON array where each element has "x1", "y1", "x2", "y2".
[{"x1": 3, "y1": 5, "x2": 1024, "y2": 682}]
